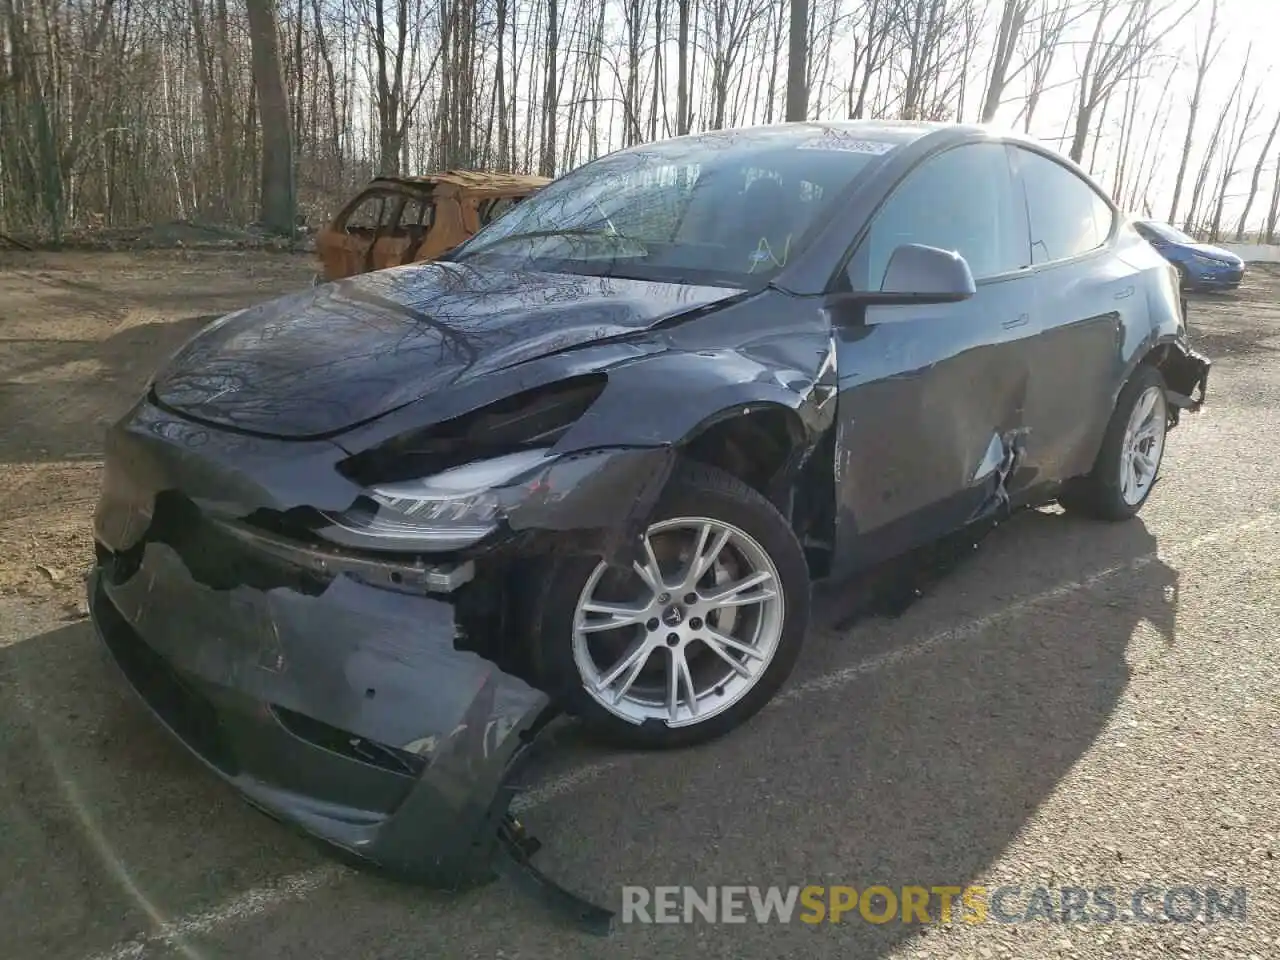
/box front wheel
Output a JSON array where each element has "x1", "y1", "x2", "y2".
[
  {"x1": 530, "y1": 462, "x2": 810, "y2": 749},
  {"x1": 1058, "y1": 365, "x2": 1168, "y2": 521}
]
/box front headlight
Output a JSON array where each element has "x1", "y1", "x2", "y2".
[
  {"x1": 320, "y1": 448, "x2": 554, "y2": 551},
  {"x1": 1191, "y1": 253, "x2": 1224, "y2": 266}
]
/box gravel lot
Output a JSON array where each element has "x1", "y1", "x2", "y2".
[{"x1": 1, "y1": 251, "x2": 1277, "y2": 960}]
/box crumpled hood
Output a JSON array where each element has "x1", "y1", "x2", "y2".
[{"x1": 151, "y1": 262, "x2": 741, "y2": 439}]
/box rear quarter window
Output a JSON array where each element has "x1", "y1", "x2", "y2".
[{"x1": 1013, "y1": 148, "x2": 1115, "y2": 264}]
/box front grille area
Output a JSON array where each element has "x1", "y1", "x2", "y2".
[{"x1": 94, "y1": 582, "x2": 239, "y2": 775}]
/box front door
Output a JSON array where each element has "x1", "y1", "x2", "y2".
[
  {"x1": 318, "y1": 190, "x2": 394, "y2": 280},
  {"x1": 829, "y1": 141, "x2": 1036, "y2": 574}
]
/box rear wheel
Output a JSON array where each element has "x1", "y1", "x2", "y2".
[
  {"x1": 530, "y1": 462, "x2": 810, "y2": 748},
  {"x1": 1058, "y1": 365, "x2": 1168, "y2": 521}
]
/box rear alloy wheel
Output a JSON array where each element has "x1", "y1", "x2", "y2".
[
  {"x1": 532, "y1": 463, "x2": 809, "y2": 748},
  {"x1": 1058, "y1": 365, "x2": 1168, "y2": 521}
]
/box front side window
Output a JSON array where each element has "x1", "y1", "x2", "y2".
[
  {"x1": 447, "y1": 128, "x2": 899, "y2": 286},
  {"x1": 343, "y1": 193, "x2": 401, "y2": 232},
  {"x1": 848, "y1": 142, "x2": 1030, "y2": 288},
  {"x1": 1013, "y1": 148, "x2": 1114, "y2": 264}
]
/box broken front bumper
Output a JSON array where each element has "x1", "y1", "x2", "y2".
[
  {"x1": 87, "y1": 401, "x2": 667, "y2": 929},
  {"x1": 89, "y1": 544, "x2": 552, "y2": 887}
]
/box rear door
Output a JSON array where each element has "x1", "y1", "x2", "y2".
[
  {"x1": 370, "y1": 193, "x2": 435, "y2": 269},
  {"x1": 1007, "y1": 146, "x2": 1141, "y2": 485},
  {"x1": 830, "y1": 140, "x2": 1036, "y2": 573}
]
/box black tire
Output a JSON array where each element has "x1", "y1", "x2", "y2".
[
  {"x1": 529, "y1": 461, "x2": 811, "y2": 749},
  {"x1": 1058, "y1": 364, "x2": 1168, "y2": 521}
]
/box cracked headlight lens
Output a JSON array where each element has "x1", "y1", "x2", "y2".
[{"x1": 321, "y1": 448, "x2": 554, "y2": 551}]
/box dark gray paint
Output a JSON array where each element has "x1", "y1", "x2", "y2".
[{"x1": 89, "y1": 120, "x2": 1210, "y2": 886}]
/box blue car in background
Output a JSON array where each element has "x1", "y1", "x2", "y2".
[{"x1": 1132, "y1": 219, "x2": 1245, "y2": 292}]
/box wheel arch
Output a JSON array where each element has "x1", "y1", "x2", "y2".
[{"x1": 673, "y1": 401, "x2": 838, "y2": 576}]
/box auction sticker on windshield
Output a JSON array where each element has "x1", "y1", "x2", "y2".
[{"x1": 796, "y1": 131, "x2": 896, "y2": 154}]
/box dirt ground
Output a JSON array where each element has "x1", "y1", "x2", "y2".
[{"x1": 0, "y1": 249, "x2": 315, "y2": 615}]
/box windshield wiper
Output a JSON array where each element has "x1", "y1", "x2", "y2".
[{"x1": 463, "y1": 228, "x2": 647, "y2": 255}]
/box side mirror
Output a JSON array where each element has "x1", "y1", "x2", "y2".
[{"x1": 877, "y1": 243, "x2": 976, "y2": 304}]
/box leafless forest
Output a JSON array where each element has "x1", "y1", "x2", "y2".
[{"x1": 2, "y1": 0, "x2": 1278, "y2": 244}]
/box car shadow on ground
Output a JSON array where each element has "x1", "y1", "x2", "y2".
[
  {"x1": 0, "y1": 315, "x2": 218, "y2": 461},
  {"x1": 498, "y1": 510, "x2": 1176, "y2": 955},
  {"x1": 0, "y1": 506, "x2": 1178, "y2": 958},
  {"x1": 0, "y1": 251, "x2": 312, "y2": 464}
]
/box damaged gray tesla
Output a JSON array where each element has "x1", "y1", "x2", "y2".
[{"x1": 90, "y1": 121, "x2": 1209, "y2": 918}]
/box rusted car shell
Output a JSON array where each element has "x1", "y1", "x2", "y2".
[{"x1": 316, "y1": 171, "x2": 551, "y2": 282}]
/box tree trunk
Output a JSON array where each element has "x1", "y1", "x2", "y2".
[
  {"x1": 1235, "y1": 109, "x2": 1280, "y2": 241},
  {"x1": 1168, "y1": 0, "x2": 1219, "y2": 224},
  {"x1": 1264, "y1": 156, "x2": 1280, "y2": 244},
  {"x1": 980, "y1": 0, "x2": 1026, "y2": 123},
  {"x1": 785, "y1": 0, "x2": 807, "y2": 121},
  {"x1": 245, "y1": 0, "x2": 295, "y2": 235},
  {"x1": 539, "y1": 0, "x2": 558, "y2": 176},
  {"x1": 676, "y1": 0, "x2": 690, "y2": 134}
]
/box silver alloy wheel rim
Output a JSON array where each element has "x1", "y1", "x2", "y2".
[
  {"x1": 1120, "y1": 384, "x2": 1167, "y2": 506},
  {"x1": 571, "y1": 516, "x2": 785, "y2": 727}
]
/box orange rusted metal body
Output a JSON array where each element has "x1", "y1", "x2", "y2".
[{"x1": 316, "y1": 171, "x2": 551, "y2": 281}]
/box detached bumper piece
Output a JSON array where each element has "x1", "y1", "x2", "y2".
[
  {"x1": 496, "y1": 817, "x2": 616, "y2": 936},
  {"x1": 1162, "y1": 345, "x2": 1211, "y2": 426}
]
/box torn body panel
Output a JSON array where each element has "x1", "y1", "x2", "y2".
[
  {"x1": 1158, "y1": 343, "x2": 1211, "y2": 418},
  {"x1": 826, "y1": 283, "x2": 1035, "y2": 577},
  {"x1": 88, "y1": 403, "x2": 674, "y2": 919}
]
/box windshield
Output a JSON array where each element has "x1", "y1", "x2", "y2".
[
  {"x1": 1139, "y1": 220, "x2": 1194, "y2": 244},
  {"x1": 446, "y1": 128, "x2": 898, "y2": 286}
]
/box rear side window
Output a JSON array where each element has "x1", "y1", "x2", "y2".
[
  {"x1": 1013, "y1": 148, "x2": 1114, "y2": 264},
  {"x1": 479, "y1": 196, "x2": 523, "y2": 225},
  {"x1": 399, "y1": 197, "x2": 435, "y2": 229},
  {"x1": 342, "y1": 192, "x2": 406, "y2": 231},
  {"x1": 851, "y1": 141, "x2": 1030, "y2": 287}
]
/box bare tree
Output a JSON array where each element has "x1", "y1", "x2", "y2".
[
  {"x1": 980, "y1": 0, "x2": 1029, "y2": 123},
  {"x1": 1167, "y1": 0, "x2": 1220, "y2": 224},
  {"x1": 1265, "y1": 156, "x2": 1280, "y2": 245},
  {"x1": 785, "y1": 0, "x2": 808, "y2": 120},
  {"x1": 846, "y1": 0, "x2": 895, "y2": 119},
  {"x1": 1184, "y1": 58, "x2": 1246, "y2": 235},
  {"x1": 1066, "y1": 0, "x2": 1192, "y2": 165},
  {"x1": 246, "y1": 0, "x2": 296, "y2": 233},
  {"x1": 539, "y1": 0, "x2": 559, "y2": 174},
  {"x1": 1209, "y1": 68, "x2": 1262, "y2": 241},
  {"x1": 0, "y1": 0, "x2": 1223, "y2": 243},
  {"x1": 1234, "y1": 108, "x2": 1280, "y2": 241}
]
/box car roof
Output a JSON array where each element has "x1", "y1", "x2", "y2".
[
  {"x1": 365, "y1": 170, "x2": 551, "y2": 197},
  {"x1": 629, "y1": 119, "x2": 992, "y2": 151}
]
